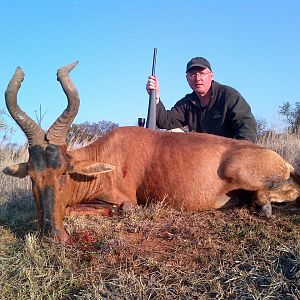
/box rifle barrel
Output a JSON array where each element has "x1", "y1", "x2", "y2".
[{"x1": 146, "y1": 48, "x2": 157, "y2": 130}]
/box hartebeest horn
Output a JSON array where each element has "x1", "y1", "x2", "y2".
[
  {"x1": 46, "y1": 61, "x2": 80, "y2": 145},
  {"x1": 5, "y1": 67, "x2": 46, "y2": 147}
]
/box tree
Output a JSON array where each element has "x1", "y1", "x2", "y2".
[
  {"x1": 66, "y1": 120, "x2": 119, "y2": 147},
  {"x1": 278, "y1": 101, "x2": 300, "y2": 133},
  {"x1": 255, "y1": 116, "x2": 267, "y2": 136},
  {"x1": 0, "y1": 109, "x2": 16, "y2": 146},
  {"x1": 34, "y1": 104, "x2": 48, "y2": 127}
]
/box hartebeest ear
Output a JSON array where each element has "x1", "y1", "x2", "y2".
[
  {"x1": 69, "y1": 159, "x2": 116, "y2": 176},
  {"x1": 2, "y1": 163, "x2": 28, "y2": 178}
]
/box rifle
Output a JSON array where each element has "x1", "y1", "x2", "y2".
[{"x1": 145, "y1": 48, "x2": 157, "y2": 130}]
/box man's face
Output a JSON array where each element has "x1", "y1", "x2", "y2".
[{"x1": 186, "y1": 67, "x2": 213, "y2": 96}]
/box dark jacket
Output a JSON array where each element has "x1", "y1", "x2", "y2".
[{"x1": 156, "y1": 80, "x2": 257, "y2": 142}]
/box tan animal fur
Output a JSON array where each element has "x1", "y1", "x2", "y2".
[{"x1": 2, "y1": 62, "x2": 300, "y2": 242}]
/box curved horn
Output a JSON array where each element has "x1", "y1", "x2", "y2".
[
  {"x1": 46, "y1": 61, "x2": 80, "y2": 145},
  {"x1": 5, "y1": 67, "x2": 46, "y2": 147}
]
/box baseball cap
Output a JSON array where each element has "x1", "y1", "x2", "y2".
[{"x1": 186, "y1": 57, "x2": 212, "y2": 72}]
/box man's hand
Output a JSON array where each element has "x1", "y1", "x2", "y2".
[{"x1": 146, "y1": 75, "x2": 160, "y2": 103}]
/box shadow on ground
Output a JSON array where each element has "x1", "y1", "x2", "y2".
[
  {"x1": 272, "y1": 202, "x2": 300, "y2": 225},
  {"x1": 0, "y1": 191, "x2": 37, "y2": 239}
]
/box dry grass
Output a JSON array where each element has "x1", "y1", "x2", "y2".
[
  {"x1": 1, "y1": 133, "x2": 300, "y2": 299},
  {"x1": 257, "y1": 132, "x2": 300, "y2": 167}
]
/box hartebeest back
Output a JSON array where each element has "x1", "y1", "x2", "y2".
[{"x1": 2, "y1": 62, "x2": 300, "y2": 242}]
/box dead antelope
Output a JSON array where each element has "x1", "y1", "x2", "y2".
[{"x1": 2, "y1": 62, "x2": 300, "y2": 242}]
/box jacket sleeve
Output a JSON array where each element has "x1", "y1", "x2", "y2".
[
  {"x1": 156, "y1": 99, "x2": 187, "y2": 129},
  {"x1": 226, "y1": 94, "x2": 257, "y2": 143}
]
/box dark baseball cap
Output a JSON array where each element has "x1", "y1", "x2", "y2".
[{"x1": 186, "y1": 57, "x2": 212, "y2": 72}]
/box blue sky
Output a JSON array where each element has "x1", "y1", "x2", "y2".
[{"x1": 1, "y1": 0, "x2": 300, "y2": 143}]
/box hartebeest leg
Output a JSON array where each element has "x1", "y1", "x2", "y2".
[
  {"x1": 66, "y1": 205, "x2": 116, "y2": 217},
  {"x1": 253, "y1": 180, "x2": 300, "y2": 217},
  {"x1": 268, "y1": 181, "x2": 300, "y2": 202},
  {"x1": 65, "y1": 200, "x2": 121, "y2": 217}
]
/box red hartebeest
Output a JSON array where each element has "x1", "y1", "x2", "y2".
[{"x1": 2, "y1": 62, "x2": 300, "y2": 242}]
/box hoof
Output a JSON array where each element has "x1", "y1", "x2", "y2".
[{"x1": 260, "y1": 202, "x2": 272, "y2": 218}]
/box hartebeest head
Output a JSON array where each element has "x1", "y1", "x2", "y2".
[{"x1": 2, "y1": 62, "x2": 115, "y2": 241}]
